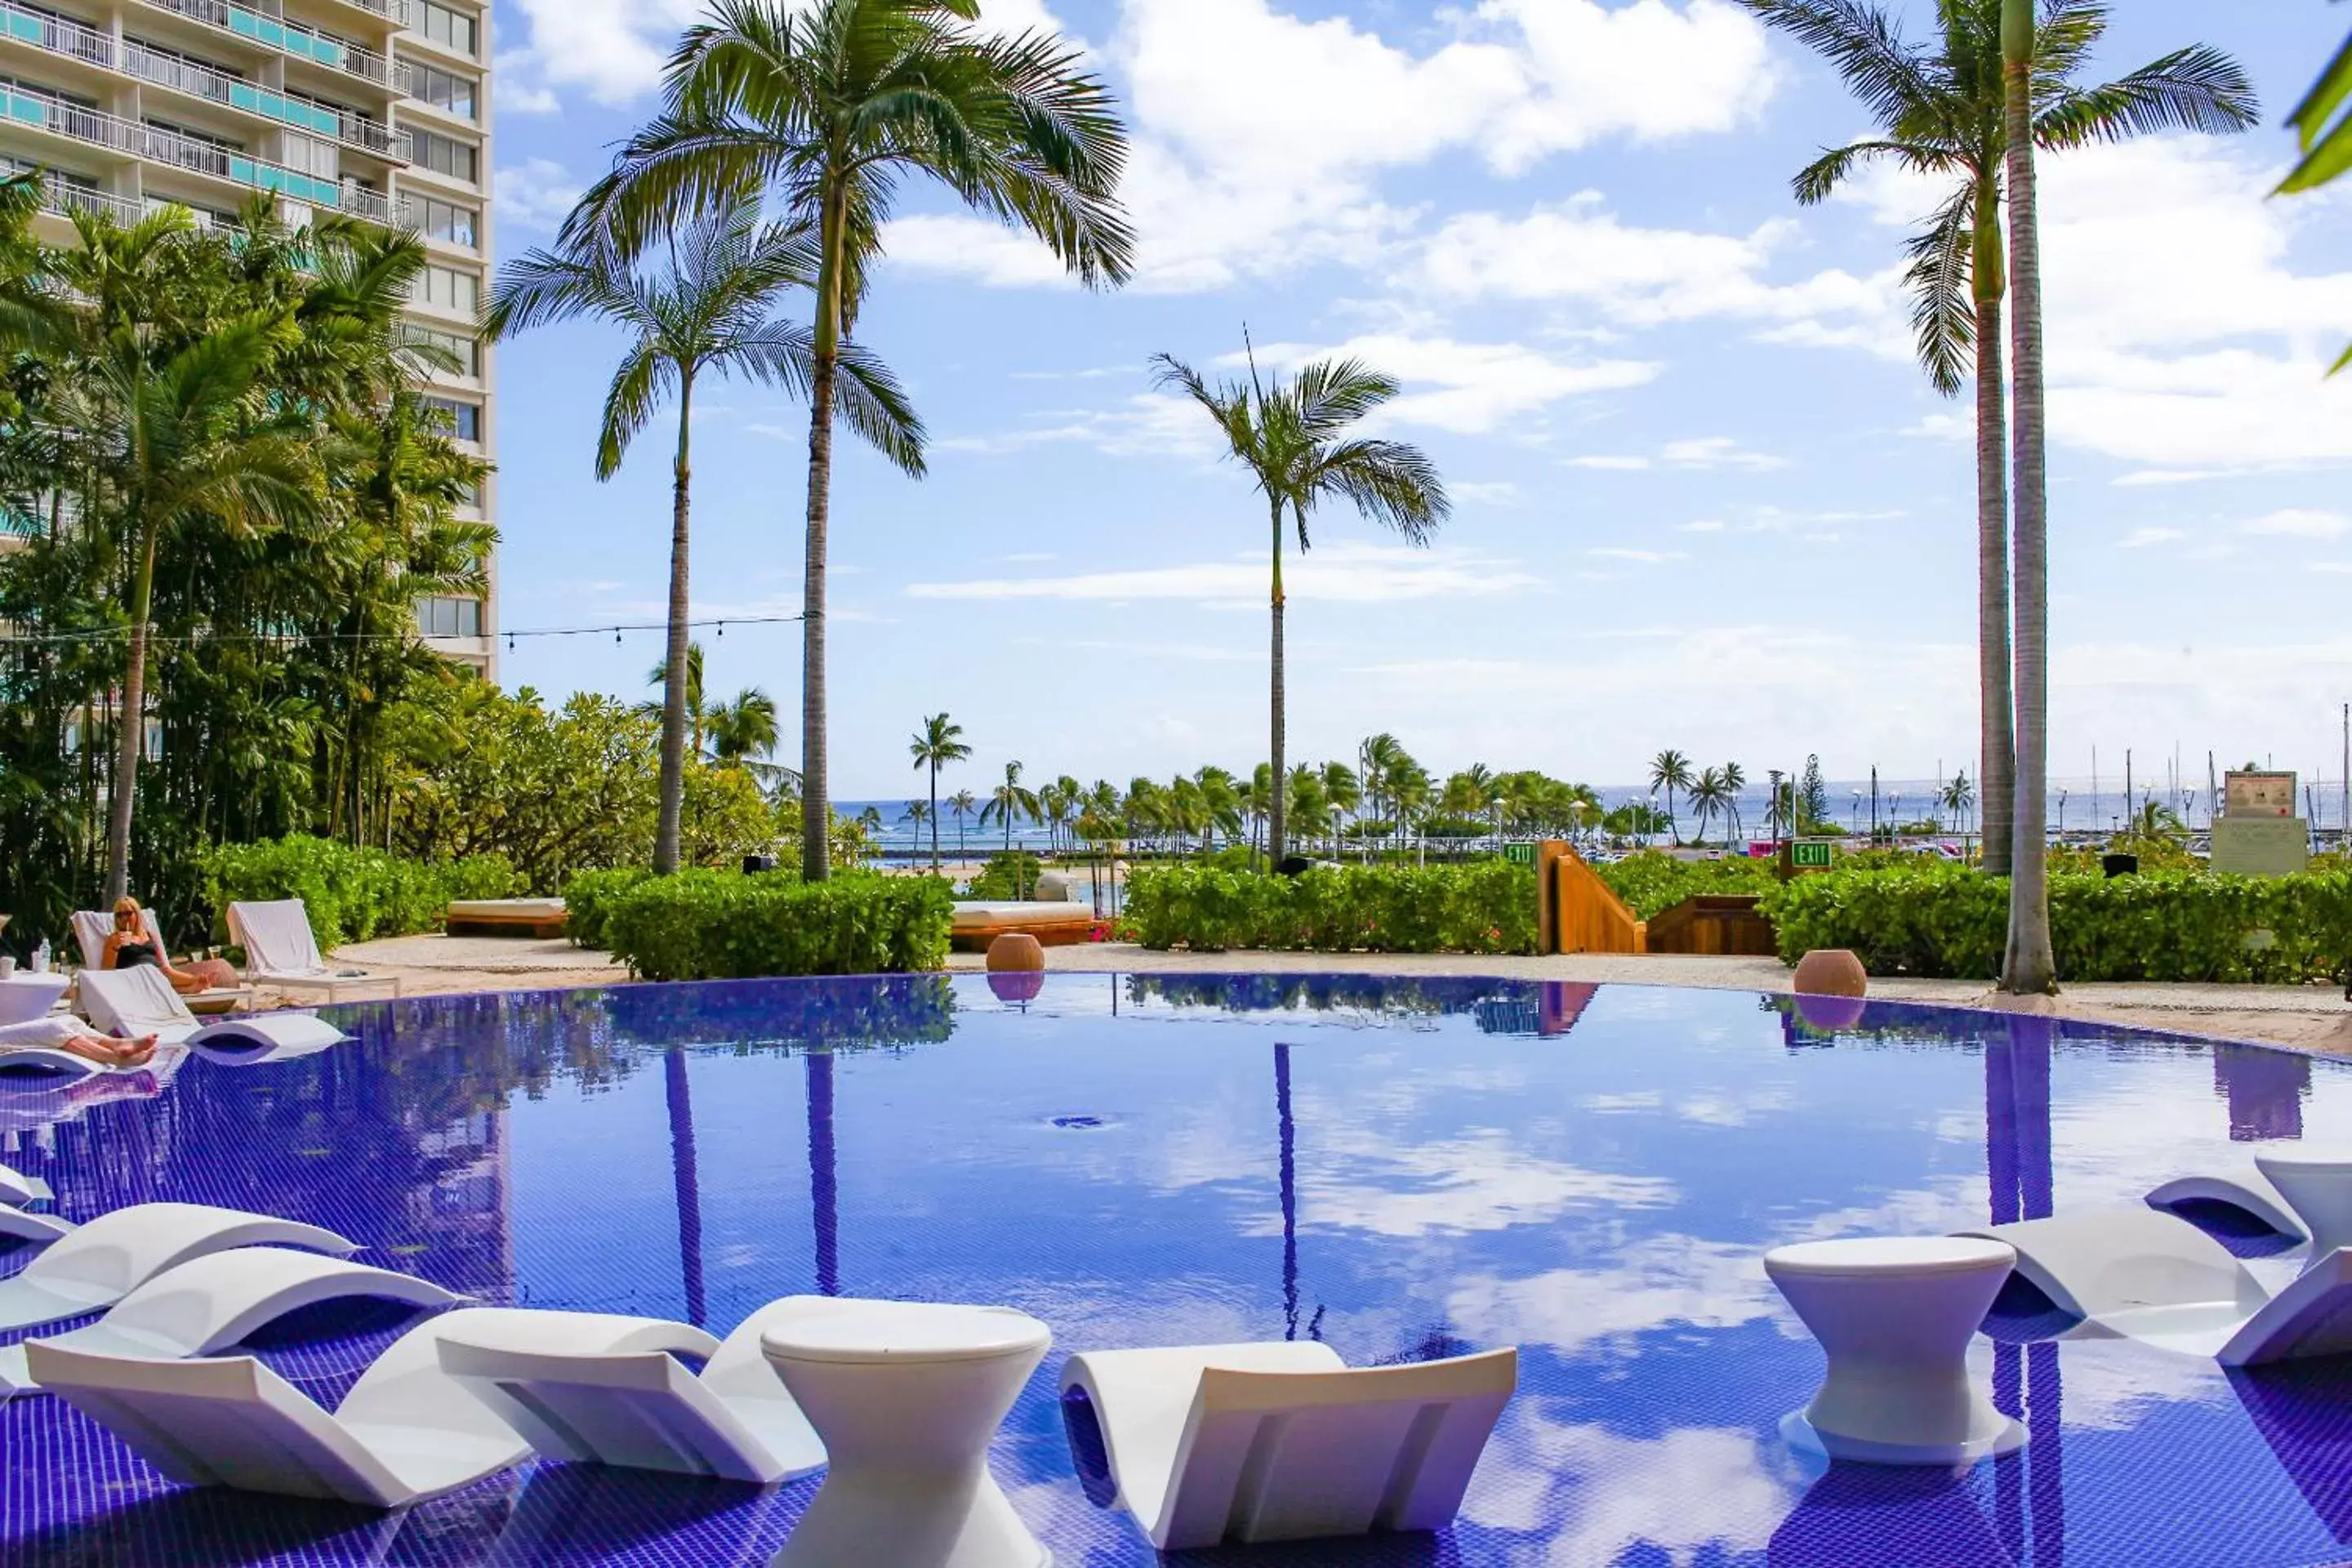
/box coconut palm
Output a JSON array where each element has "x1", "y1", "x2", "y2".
[
  {"x1": 572, "y1": 0, "x2": 1132, "y2": 880},
  {"x1": 982, "y1": 760, "x2": 1038, "y2": 855},
  {"x1": 75, "y1": 305, "x2": 322, "y2": 902},
  {"x1": 1649, "y1": 750, "x2": 1695, "y2": 846},
  {"x1": 706, "y1": 688, "x2": 782, "y2": 781},
  {"x1": 644, "y1": 644, "x2": 710, "y2": 758},
  {"x1": 488, "y1": 204, "x2": 921, "y2": 876},
  {"x1": 947, "y1": 786, "x2": 978, "y2": 863},
  {"x1": 907, "y1": 712, "x2": 970, "y2": 872},
  {"x1": 1741, "y1": 0, "x2": 2252, "y2": 877},
  {"x1": 1690, "y1": 768, "x2": 1731, "y2": 847},
  {"x1": 1722, "y1": 761, "x2": 1748, "y2": 843},
  {"x1": 1155, "y1": 351, "x2": 1447, "y2": 866}
]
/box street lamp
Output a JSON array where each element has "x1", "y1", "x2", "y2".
[{"x1": 2056, "y1": 790, "x2": 2068, "y2": 838}]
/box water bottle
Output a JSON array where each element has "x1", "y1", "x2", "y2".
[{"x1": 29, "y1": 939, "x2": 47, "y2": 974}]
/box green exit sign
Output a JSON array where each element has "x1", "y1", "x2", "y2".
[
  {"x1": 1503, "y1": 842, "x2": 1536, "y2": 865},
  {"x1": 1793, "y1": 842, "x2": 1833, "y2": 870}
]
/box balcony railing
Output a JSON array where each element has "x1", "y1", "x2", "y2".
[
  {"x1": 0, "y1": 86, "x2": 411, "y2": 222},
  {"x1": 0, "y1": 158, "x2": 148, "y2": 226},
  {"x1": 122, "y1": 42, "x2": 407, "y2": 158},
  {"x1": 0, "y1": 0, "x2": 114, "y2": 69},
  {"x1": 133, "y1": 0, "x2": 402, "y2": 92}
]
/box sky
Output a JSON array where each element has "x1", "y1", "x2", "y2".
[{"x1": 484, "y1": 0, "x2": 2352, "y2": 801}]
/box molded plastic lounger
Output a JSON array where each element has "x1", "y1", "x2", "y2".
[
  {"x1": 0, "y1": 1249, "x2": 464, "y2": 1394},
  {"x1": 2146, "y1": 1166, "x2": 2306, "y2": 1240},
  {"x1": 225, "y1": 900, "x2": 401, "y2": 1003},
  {"x1": 439, "y1": 1295, "x2": 829, "y2": 1484},
  {"x1": 1059, "y1": 1341, "x2": 1518, "y2": 1551},
  {"x1": 1958, "y1": 1206, "x2": 2352, "y2": 1365},
  {"x1": 78, "y1": 966, "x2": 346, "y2": 1054},
  {"x1": 0, "y1": 1160, "x2": 68, "y2": 1245},
  {"x1": 0, "y1": 1162, "x2": 54, "y2": 1208},
  {"x1": 0, "y1": 1202, "x2": 357, "y2": 1333},
  {"x1": 32, "y1": 1308, "x2": 719, "y2": 1508},
  {"x1": 0, "y1": 1019, "x2": 106, "y2": 1081}
]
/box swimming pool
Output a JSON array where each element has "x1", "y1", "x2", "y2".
[{"x1": 2, "y1": 973, "x2": 2349, "y2": 1566}]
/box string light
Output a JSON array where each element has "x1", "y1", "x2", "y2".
[{"x1": 0, "y1": 612, "x2": 806, "y2": 651}]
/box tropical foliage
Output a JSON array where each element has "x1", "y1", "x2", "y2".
[
  {"x1": 599, "y1": 866, "x2": 955, "y2": 978},
  {"x1": 1125, "y1": 862, "x2": 1538, "y2": 956},
  {"x1": 201, "y1": 835, "x2": 517, "y2": 949}
]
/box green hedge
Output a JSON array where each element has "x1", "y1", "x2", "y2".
[
  {"x1": 1125, "y1": 862, "x2": 1538, "y2": 955},
  {"x1": 1762, "y1": 864, "x2": 2352, "y2": 982},
  {"x1": 561, "y1": 867, "x2": 655, "y2": 951},
  {"x1": 201, "y1": 835, "x2": 518, "y2": 947},
  {"x1": 601, "y1": 870, "x2": 954, "y2": 980},
  {"x1": 966, "y1": 851, "x2": 1043, "y2": 901}
]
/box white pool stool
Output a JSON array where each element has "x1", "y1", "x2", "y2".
[
  {"x1": 762, "y1": 1298, "x2": 1051, "y2": 1568},
  {"x1": 2256, "y1": 1149, "x2": 2352, "y2": 1263},
  {"x1": 1765, "y1": 1236, "x2": 2025, "y2": 1466}
]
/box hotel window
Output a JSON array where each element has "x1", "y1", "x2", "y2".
[
  {"x1": 425, "y1": 395, "x2": 480, "y2": 441},
  {"x1": 418, "y1": 2, "x2": 478, "y2": 58},
  {"x1": 416, "y1": 194, "x2": 477, "y2": 248},
  {"x1": 283, "y1": 132, "x2": 337, "y2": 181},
  {"x1": 412, "y1": 64, "x2": 476, "y2": 121},
  {"x1": 412, "y1": 263, "x2": 479, "y2": 315},
  {"x1": 410, "y1": 128, "x2": 478, "y2": 184},
  {"x1": 404, "y1": 325, "x2": 477, "y2": 376},
  {"x1": 417, "y1": 596, "x2": 482, "y2": 639}
]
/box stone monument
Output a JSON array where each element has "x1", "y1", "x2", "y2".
[{"x1": 2212, "y1": 770, "x2": 2311, "y2": 877}]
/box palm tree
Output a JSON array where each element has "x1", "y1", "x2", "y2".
[
  {"x1": 1649, "y1": 750, "x2": 1695, "y2": 846},
  {"x1": 1740, "y1": 0, "x2": 2255, "y2": 879},
  {"x1": 1690, "y1": 768, "x2": 1731, "y2": 847},
  {"x1": 75, "y1": 303, "x2": 321, "y2": 901},
  {"x1": 947, "y1": 786, "x2": 978, "y2": 863},
  {"x1": 488, "y1": 204, "x2": 921, "y2": 876},
  {"x1": 573, "y1": 0, "x2": 1133, "y2": 881},
  {"x1": 982, "y1": 760, "x2": 1038, "y2": 856},
  {"x1": 1156, "y1": 351, "x2": 1447, "y2": 866},
  {"x1": 645, "y1": 644, "x2": 710, "y2": 758},
  {"x1": 907, "y1": 712, "x2": 970, "y2": 872},
  {"x1": 2002, "y1": 0, "x2": 2055, "y2": 991},
  {"x1": 706, "y1": 688, "x2": 782, "y2": 774},
  {"x1": 2280, "y1": 29, "x2": 2352, "y2": 366},
  {"x1": 1722, "y1": 761, "x2": 1748, "y2": 843}
]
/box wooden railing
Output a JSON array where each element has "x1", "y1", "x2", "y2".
[{"x1": 1536, "y1": 841, "x2": 1646, "y2": 956}]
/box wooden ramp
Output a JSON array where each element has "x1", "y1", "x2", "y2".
[
  {"x1": 1537, "y1": 843, "x2": 1646, "y2": 957},
  {"x1": 1646, "y1": 895, "x2": 1776, "y2": 958}
]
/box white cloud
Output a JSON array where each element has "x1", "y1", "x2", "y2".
[
  {"x1": 1452, "y1": 481, "x2": 1524, "y2": 506},
  {"x1": 896, "y1": 0, "x2": 1776, "y2": 293},
  {"x1": 1587, "y1": 547, "x2": 1686, "y2": 564},
  {"x1": 498, "y1": 0, "x2": 701, "y2": 108},
  {"x1": 2243, "y1": 508, "x2": 2350, "y2": 539},
  {"x1": 492, "y1": 158, "x2": 581, "y2": 234},
  {"x1": 1663, "y1": 436, "x2": 1787, "y2": 471},
  {"x1": 1678, "y1": 518, "x2": 1727, "y2": 532},
  {"x1": 906, "y1": 541, "x2": 1542, "y2": 605},
  {"x1": 2121, "y1": 526, "x2": 2187, "y2": 548},
  {"x1": 1237, "y1": 333, "x2": 1659, "y2": 434},
  {"x1": 1566, "y1": 455, "x2": 1653, "y2": 470},
  {"x1": 937, "y1": 392, "x2": 1214, "y2": 458}
]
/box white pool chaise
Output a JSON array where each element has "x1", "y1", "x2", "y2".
[
  {"x1": 2146, "y1": 1165, "x2": 2307, "y2": 1241},
  {"x1": 79, "y1": 966, "x2": 347, "y2": 1055},
  {"x1": 439, "y1": 1295, "x2": 828, "y2": 1484},
  {"x1": 225, "y1": 899, "x2": 402, "y2": 1003},
  {"x1": 0, "y1": 1249, "x2": 464, "y2": 1394},
  {"x1": 0, "y1": 1160, "x2": 68, "y2": 1245},
  {"x1": 30, "y1": 1307, "x2": 709, "y2": 1508},
  {"x1": 1058, "y1": 1341, "x2": 1517, "y2": 1552},
  {"x1": 0, "y1": 1202, "x2": 357, "y2": 1333},
  {"x1": 0, "y1": 1161, "x2": 51, "y2": 1208},
  {"x1": 1958, "y1": 1205, "x2": 2352, "y2": 1365}
]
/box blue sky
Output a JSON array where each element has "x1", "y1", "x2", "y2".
[{"x1": 485, "y1": 0, "x2": 2352, "y2": 800}]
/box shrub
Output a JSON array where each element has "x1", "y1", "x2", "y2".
[
  {"x1": 561, "y1": 867, "x2": 656, "y2": 951},
  {"x1": 602, "y1": 870, "x2": 954, "y2": 980},
  {"x1": 1597, "y1": 851, "x2": 1780, "y2": 920},
  {"x1": 966, "y1": 851, "x2": 1043, "y2": 900},
  {"x1": 1125, "y1": 862, "x2": 1537, "y2": 955},
  {"x1": 1762, "y1": 864, "x2": 2352, "y2": 983},
  {"x1": 201, "y1": 835, "x2": 519, "y2": 947}
]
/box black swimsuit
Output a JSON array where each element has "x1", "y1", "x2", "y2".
[{"x1": 113, "y1": 941, "x2": 162, "y2": 970}]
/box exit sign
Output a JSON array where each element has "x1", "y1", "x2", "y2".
[
  {"x1": 1793, "y1": 842, "x2": 1833, "y2": 870},
  {"x1": 1503, "y1": 842, "x2": 1536, "y2": 866}
]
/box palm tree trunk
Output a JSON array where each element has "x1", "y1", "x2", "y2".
[
  {"x1": 1267, "y1": 500, "x2": 1288, "y2": 867},
  {"x1": 655, "y1": 376, "x2": 695, "y2": 876},
  {"x1": 104, "y1": 525, "x2": 159, "y2": 904},
  {"x1": 2002, "y1": 0, "x2": 2056, "y2": 993},
  {"x1": 1973, "y1": 188, "x2": 2018, "y2": 881},
  {"x1": 800, "y1": 185, "x2": 847, "y2": 882},
  {"x1": 929, "y1": 764, "x2": 940, "y2": 874}
]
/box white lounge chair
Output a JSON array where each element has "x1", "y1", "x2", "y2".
[
  {"x1": 0, "y1": 1201, "x2": 356, "y2": 1333},
  {"x1": 0, "y1": 1160, "x2": 68, "y2": 1245},
  {"x1": 1958, "y1": 1205, "x2": 2352, "y2": 1365},
  {"x1": 69, "y1": 910, "x2": 251, "y2": 1016},
  {"x1": 1058, "y1": 1341, "x2": 1517, "y2": 1551},
  {"x1": 78, "y1": 965, "x2": 345, "y2": 1055},
  {"x1": 32, "y1": 1308, "x2": 719, "y2": 1508},
  {"x1": 439, "y1": 1295, "x2": 827, "y2": 1484},
  {"x1": 0, "y1": 1160, "x2": 50, "y2": 1207},
  {"x1": 0, "y1": 1248, "x2": 464, "y2": 1394},
  {"x1": 225, "y1": 900, "x2": 400, "y2": 1004},
  {"x1": 2146, "y1": 1165, "x2": 2307, "y2": 1241},
  {"x1": 0, "y1": 1016, "x2": 136, "y2": 1081}
]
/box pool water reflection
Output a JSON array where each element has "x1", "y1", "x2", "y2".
[{"x1": 3, "y1": 974, "x2": 2350, "y2": 1566}]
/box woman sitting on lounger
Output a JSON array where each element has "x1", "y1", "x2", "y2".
[
  {"x1": 0, "y1": 1014, "x2": 159, "y2": 1068},
  {"x1": 100, "y1": 898, "x2": 207, "y2": 996}
]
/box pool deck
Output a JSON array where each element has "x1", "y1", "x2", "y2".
[{"x1": 327, "y1": 933, "x2": 2352, "y2": 1056}]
